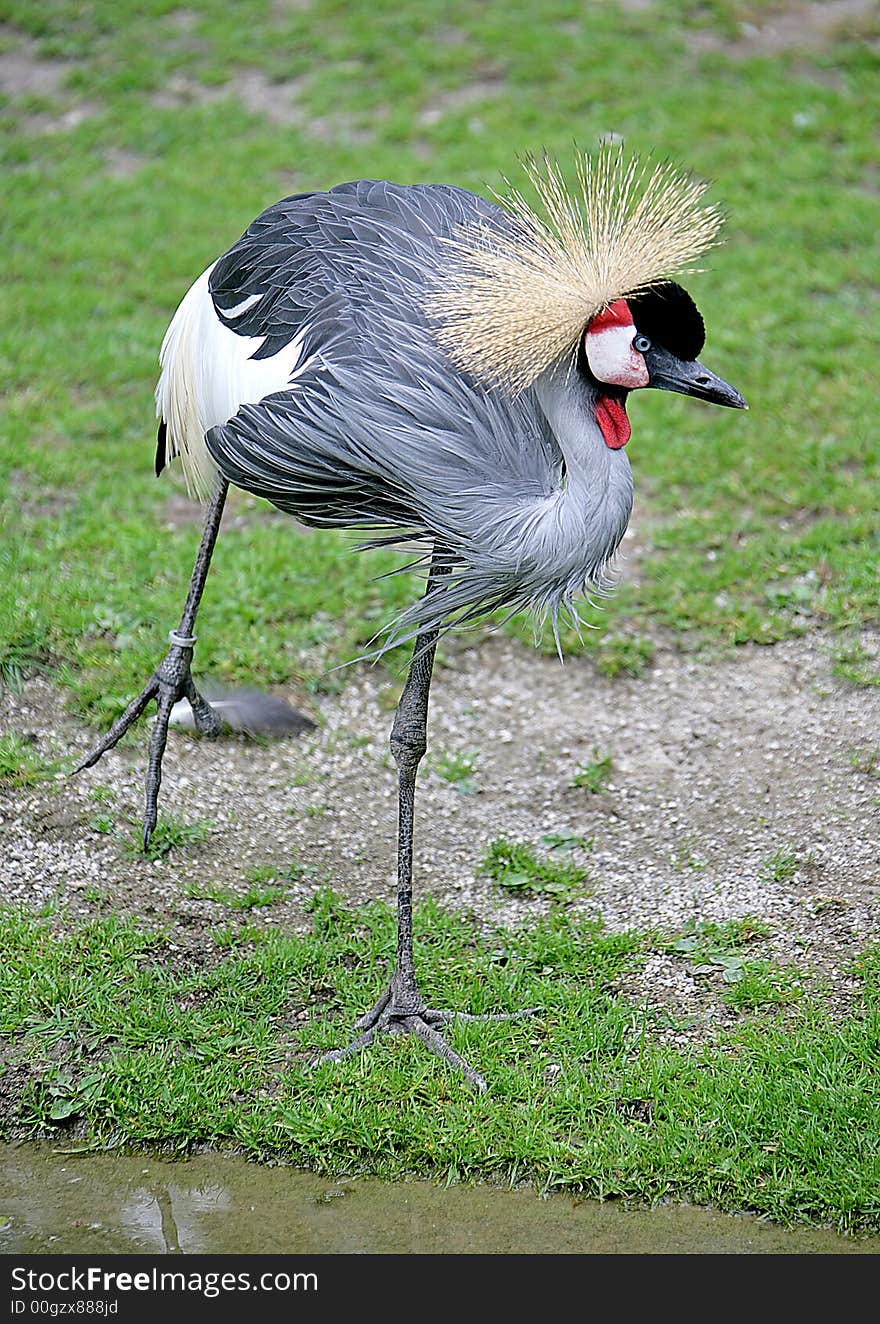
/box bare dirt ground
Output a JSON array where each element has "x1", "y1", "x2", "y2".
[
  {"x1": 3, "y1": 625, "x2": 879, "y2": 1043},
  {"x1": 685, "y1": 0, "x2": 878, "y2": 58}
]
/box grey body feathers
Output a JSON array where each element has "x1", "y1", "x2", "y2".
[{"x1": 204, "y1": 179, "x2": 634, "y2": 647}]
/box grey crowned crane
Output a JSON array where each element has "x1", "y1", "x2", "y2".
[{"x1": 77, "y1": 149, "x2": 747, "y2": 1091}]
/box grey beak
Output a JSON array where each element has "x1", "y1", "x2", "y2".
[{"x1": 643, "y1": 344, "x2": 748, "y2": 410}]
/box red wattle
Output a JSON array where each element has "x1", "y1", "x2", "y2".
[{"x1": 595, "y1": 395, "x2": 631, "y2": 449}]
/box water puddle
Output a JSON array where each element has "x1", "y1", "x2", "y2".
[{"x1": 1, "y1": 1144, "x2": 876, "y2": 1254}]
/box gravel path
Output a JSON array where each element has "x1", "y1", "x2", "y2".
[{"x1": 2, "y1": 630, "x2": 879, "y2": 1038}]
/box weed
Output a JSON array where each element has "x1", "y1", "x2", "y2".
[
  {"x1": 184, "y1": 880, "x2": 287, "y2": 909},
  {"x1": 667, "y1": 917, "x2": 771, "y2": 961},
  {"x1": 248, "y1": 855, "x2": 318, "y2": 885},
  {"x1": 540, "y1": 832, "x2": 592, "y2": 854},
  {"x1": 478, "y1": 837, "x2": 587, "y2": 900},
  {"x1": 832, "y1": 639, "x2": 880, "y2": 689},
  {"x1": 672, "y1": 847, "x2": 708, "y2": 872},
  {"x1": 0, "y1": 632, "x2": 50, "y2": 693},
  {"x1": 850, "y1": 748, "x2": 880, "y2": 777},
  {"x1": 759, "y1": 850, "x2": 800, "y2": 885},
  {"x1": 432, "y1": 751, "x2": 479, "y2": 796},
  {"x1": 88, "y1": 812, "x2": 116, "y2": 835},
  {"x1": 234, "y1": 885, "x2": 288, "y2": 910},
  {"x1": 181, "y1": 882, "x2": 229, "y2": 903},
  {"x1": 571, "y1": 750, "x2": 613, "y2": 794},
  {"x1": 28, "y1": 1068, "x2": 107, "y2": 1125},
  {"x1": 594, "y1": 635, "x2": 655, "y2": 679},
  {"x1": 664, "y1": 918, "x2": 797, "y2": 1006},
  {"x1": 128, "y1": 814, "x2": 213, "y2": 860}
]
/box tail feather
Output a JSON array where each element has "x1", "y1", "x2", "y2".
[{"x1": 165, "y1": 684, "x2": 316, "y2": 738}]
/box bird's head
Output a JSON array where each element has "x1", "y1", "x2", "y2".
[
  {"x1": 429, "y1": 147, "x2": 749, "y2": 444},
  {"x1": 582, "y1": 282, "x2": 747, "y2": 450}
]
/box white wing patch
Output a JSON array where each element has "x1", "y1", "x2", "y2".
[
  {"x1": 215, "y1": 290, "x2": 264, "y2": 320},
  {"x1": 155, "y1": 264, "x2": 312, "y2": 501}
]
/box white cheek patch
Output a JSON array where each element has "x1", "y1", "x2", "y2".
[{"x1": 585, "y1": 323, "x2": 649, "y2": 389}]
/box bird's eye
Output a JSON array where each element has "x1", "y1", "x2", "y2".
[{"x1": 633, "y1": 334, "x2": 652, "y2": 353}]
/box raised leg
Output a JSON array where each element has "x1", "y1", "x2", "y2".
[
  {"x1": 318, "y1": 546, "x2": 537, "y2": 1091},
  {"x1": 74, "y1": 479, "x2": 229, "y2": 848}
]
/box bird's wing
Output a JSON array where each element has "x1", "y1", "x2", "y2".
[
  {"x1": 203, "y1": 180, "x2": 581, "y2": 649},
  {"x1": 205, "y1": 181, "x2": 564, "y2": 537},
  {"x1": 208, "y1": 181, "x2": 499, "y2": 360},
  {"x1": 159, "y1": 181, "x2": 513, "y2": 498}
]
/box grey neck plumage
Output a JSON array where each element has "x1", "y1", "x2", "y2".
[{"x1": 529, "y1": 363, "x2": 634, "y2": 592}]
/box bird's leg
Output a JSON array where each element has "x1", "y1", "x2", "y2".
[
  {"x1": 385, "y1": 572, "x2": 444, "y2": 1017},
  {"x1": 317, "y1": 549, "x2": 537, "y2": 1092},
  {"x1": 74, "y1": 478, "x2": 229, "y2": 849}
]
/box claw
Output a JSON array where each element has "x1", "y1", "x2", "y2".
[
  {"x1": 317, "y1": 982, "x2": 539, "y2": 1091},
  {"x1": 73, "y1": 683, "x2": 157, "y2": 774},
  {"x1": 73, "y1": 640, "x2": 220, "y2": 851},
  {"x1": 142, "y1": 686, "x2": 178, "y2": 848},
  {"x1": 183, "y1": 675, "x2": 224, "y2": 739}
]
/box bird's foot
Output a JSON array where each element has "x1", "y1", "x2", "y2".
[
  {"x1": 73, "y1": 632, "x2": 220, "y2": 850},
  {"x1": 316, "y1": 984, "x2": 540, "y2": 1093}
]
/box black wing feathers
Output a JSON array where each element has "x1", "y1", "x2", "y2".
[{"x1": 204, "y1": 180, "x2": 558, "y2": 537}]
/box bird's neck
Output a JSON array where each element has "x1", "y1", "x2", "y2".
[{"x1": 534, "y1": 365, "x2": 634, "y2": 578}]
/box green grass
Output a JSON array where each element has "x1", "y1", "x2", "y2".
[
  {"x1": 2, "y1": 893, "x2": 879, "y2": 1232},
  {"x1": 182, "y1": 880, "x2": 289, "y2": 909},
  {"x1": 664, "y1": 918, "x2": 804, "y2": 1008},
  {"x1": 127, "y1": 812, "x2": 214, "y2": 860},
  {"x1": 571, "y1": 749, "x2": 614, "y2": 794},
  {"x1": 850, "y1": 748, "x2": 880, "y2": 778},
  {"x1": 431, "y1": 750, "x2": 479, "y2": 795},
  {"x1": 478, "y1": 837, "x2": 588, "y2": 900},
  {"x1": 759, "y1": 848, "x2": 801, "y2": 885},
  {"x1": 88, "y1": 810, "x2": 116, "y2": 835},
  {"x1": 0, "y1": 629, "x2": 51, "y2": 694},
  {"x1": 0, "y1": 731, "x2": 66, "y2": 788},
  {"x1": 540, "y1": 831, "x2": 592, "y2": 854},
  {"x1": 1, "y1": 0, "x2": 879, "y2": 723},
  {"x1": 593, "y1": 634, "x2": 656, "y2": 680},
  {"x1": 834, "y1": 637, "x2": 880, "y2": 689}
]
